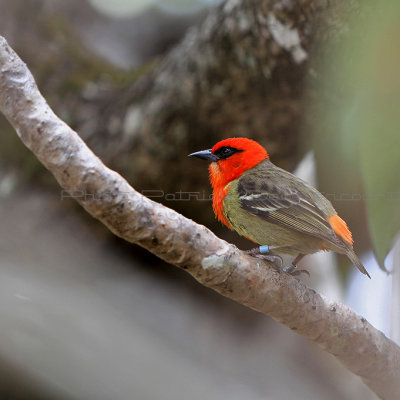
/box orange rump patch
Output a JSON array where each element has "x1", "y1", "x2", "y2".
[{"x1": 328, "y1": 214, "x2": 353, "y2": 245}]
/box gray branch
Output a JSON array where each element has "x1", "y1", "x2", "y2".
[
  {"x1": 0, "y1": 0, "x2": 360, "y2": 229},
  {"x1": 0, "y1": 35, "x2": 398, "y2": 400}
]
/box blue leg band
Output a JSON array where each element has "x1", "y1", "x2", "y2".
[{"x1": 259, "y1": 245, "x2": 270, "y2": 254}]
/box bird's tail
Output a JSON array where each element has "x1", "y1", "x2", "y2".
[{"x1": 346, "y1": 249, "x2": 371, "y2": 279}]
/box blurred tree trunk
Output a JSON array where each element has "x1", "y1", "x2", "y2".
[
  {"x1": 1, "y1": 34, "x2": 398, "y2": 398},
  {"x1": 0, "y1": 0, "x2": 359, "y2": 223}
]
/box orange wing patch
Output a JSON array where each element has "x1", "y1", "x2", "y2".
[{"x1": 328, "y1": 214, "x2": 353, "y2": 245}]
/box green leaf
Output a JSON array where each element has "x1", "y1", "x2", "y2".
[
  {"x1": 312, "y1": 0, "x2": 400, "y2": 270},
  {"x1": 354, "y1": 8, "x2": 400, "y2": 269}
]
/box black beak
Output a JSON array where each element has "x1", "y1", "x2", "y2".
[{"x1": 188, "y1": 149, "x2": 218, "y2": 162}]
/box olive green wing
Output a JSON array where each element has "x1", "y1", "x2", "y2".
[{"x1": 237, "y1": 165, "x2": 339, "y2": 245}]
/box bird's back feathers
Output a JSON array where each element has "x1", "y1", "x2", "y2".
[
  {"x1": 222, "y1": 159, "x2": 370, "y2": 277},
  {"x1": 236, "y1": 160, "x2": 341, "y2": 246}
]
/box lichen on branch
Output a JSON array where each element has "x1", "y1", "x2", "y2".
[{"x1": 0, "y1": 35, "x2": 398, "y2": 399}]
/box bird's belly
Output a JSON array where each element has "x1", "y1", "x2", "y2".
[{"x1": 225, "y1": 207, "x2": 324, "y2": 255}]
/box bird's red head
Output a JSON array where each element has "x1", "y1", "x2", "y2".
[
  {"x1": 189, "y1": 138, "x2": 269, "y2": 227},
  {"x1": 207, "y1": 138, "x2": 269, "y2": 189}
]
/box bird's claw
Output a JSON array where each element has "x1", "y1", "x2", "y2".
[
  {"x1": 245, "y1": 248, "x2": 283, "y2": 269},
  {"x1": 283, "y1": 263, "x2": 310, "y2": 278},
  {"x1": 259, "y1": 254, "x2": 284, "y2": 269},
  {"x1": 283, "y1": 263, "x2": 296, "y2": 274},
  {"x1": 245, "y1": 247, "x2": 309, "y2": 276},
  {"x1": 245, "y1": 247, "x2": 261, "y2": 256}
]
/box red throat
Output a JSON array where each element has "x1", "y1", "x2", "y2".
[{"x1": 208, "y1": 138, "x2": 269, "y2": 227}]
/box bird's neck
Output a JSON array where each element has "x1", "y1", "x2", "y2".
[
  {"x1": 209, "y1": 157, "x2": 268, "y2": 228},
  {"x1": 212, "y1": 185, "x2": 231, "y2": 228},
  {"x1": 208, "y1": 163, "x2": 233, "y2": 228}
]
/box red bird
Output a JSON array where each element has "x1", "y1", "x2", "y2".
[{"x1": 189, "y1": 137, "x2": 370, "y2": 278}]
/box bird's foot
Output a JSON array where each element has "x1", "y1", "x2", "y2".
[
  {"x1": 283, "y1": 263, "x2": 310, "y2": 278},
  {"x1": 283, "y1": 263, "x2": 296, "y2": 274},
  {"x1": 246, "y1": 249, "x2": 310, "y2": 277},
  {"x1": 246, "y1": 245, "x2": 277, "y2": 256},
  {"x1": 283, "y1": 254, "x2": 310, "y2": 277},
  {"x1": 245, "y1": 246, "x2": 283, "y2": 269}
]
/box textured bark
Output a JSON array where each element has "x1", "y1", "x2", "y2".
[
  {"x1": 0, "y1": 1, "x2": 359, "y2": 200},
  {"x1": 110, "y1": 0, "x2": 360, "y2": 191},
  {"x1": 0, "y1": 36, "x2": 398, "y2": 400}
]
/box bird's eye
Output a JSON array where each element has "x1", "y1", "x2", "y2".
[{"x1": 214, "y1": 146, "x2": 242, "y2": 159}]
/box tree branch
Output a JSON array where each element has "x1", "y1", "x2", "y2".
[
  {"x1": 0, "y1": 0, "x2": 359, "y2": 213},
  {"x1": 0, "y1": 36, "x2": 398, "y2": 400}
]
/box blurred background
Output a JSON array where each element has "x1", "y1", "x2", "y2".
[{"x1": 0, "y1": 0, "x2": 398, "y2": 398}]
